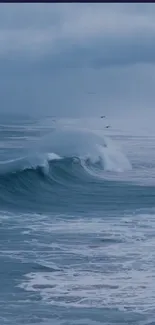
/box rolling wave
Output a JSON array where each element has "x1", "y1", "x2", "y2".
[{"x1": 0, "y1": 127, "x2": 132, "y2": 209}]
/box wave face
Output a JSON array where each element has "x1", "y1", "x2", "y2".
[{"x1": 0, "y1": 126, "x2": 132, "y2": 211}]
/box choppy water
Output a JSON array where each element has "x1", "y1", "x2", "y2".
[{"x1": 0, "y1": 115, "x2": 155, "y2": 325}]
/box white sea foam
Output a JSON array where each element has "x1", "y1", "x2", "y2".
[{"x1": 6, "y1": 209, "x2": 154, "y2": 314}]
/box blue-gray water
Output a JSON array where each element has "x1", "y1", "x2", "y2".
[{"x1": 0, "y1": 115, "x2": 155, "y2": 325}]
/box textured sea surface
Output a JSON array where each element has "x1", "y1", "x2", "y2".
[{"x1": 0, "y1": 114, "x2": 155, "y2": 325}]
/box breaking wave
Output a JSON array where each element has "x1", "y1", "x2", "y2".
[
  {"x1": 0, "y1": 127, "x2": 131, "y2": 175},
  {"x1": 0, "y1": 127, "x2": 132, "y2": 209}
]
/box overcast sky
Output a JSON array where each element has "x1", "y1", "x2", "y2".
[{"x1": 0, "y1": 3, "x2": 155, "y2": 118}]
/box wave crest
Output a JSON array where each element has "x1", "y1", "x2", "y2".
[
  {"x1": 0, "y1": 127, "x2": 132, "y2": 178},
  {"x1": 0, "y1": 127, "x2": 132, "y2": 209}
]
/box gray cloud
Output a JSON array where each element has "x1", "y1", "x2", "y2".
[
  {"x1": 0, "y1": 3, "x2": 155, "y2": 117},
  {"x1": 0, "y1": 3, "x2": 155, "y2": 61}
]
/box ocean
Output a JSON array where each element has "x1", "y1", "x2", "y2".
[{"x1": 0, "y1": 114, "x2": 155, "y2": 325}]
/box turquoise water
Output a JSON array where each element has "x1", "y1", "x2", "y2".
[{"x1": 0, "y1": 115, "x2": 155, "y2": 325}]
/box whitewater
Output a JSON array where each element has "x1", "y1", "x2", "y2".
[{"x1": 0, "y1": 115, "x2": 155, "y2": 325}]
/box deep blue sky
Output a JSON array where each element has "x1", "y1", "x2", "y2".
[{"x1": 0, "y1": 3, "x2": 155, "y2": 118}]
